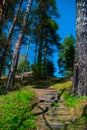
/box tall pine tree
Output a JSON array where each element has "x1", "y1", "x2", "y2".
[{"x1": 72, "y1": 0, "x2": 87, "y2": 96}]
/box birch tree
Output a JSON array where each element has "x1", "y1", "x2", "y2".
[
  {"x1": 0, "y1": 0, "x2": 23, "y2": 76},
  {"x1": 6, "y1": 0, "x2": 33, "y2": 90}
]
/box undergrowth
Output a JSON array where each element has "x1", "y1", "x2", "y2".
[{"x1": 0, "y1": 86, "x2": 37, "y2": 130}]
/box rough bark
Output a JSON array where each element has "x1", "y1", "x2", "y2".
[
  {"x1": 0, "y1": 0, "x2": 5, "y2": 33},
  {"x1": 0, "y1": 0, "x2": 23, "y2": 76},
  {"x1": 6, "y1": 0, "x2": 33, "y2": 90},
  {"x1": 72, "y1": 0, "x2": 87, "y2": 96},
  {"x1": 0, "y1": 0, "x2": 3, "y2": 23}
]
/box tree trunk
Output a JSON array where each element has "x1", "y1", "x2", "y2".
[
  {"x1": 21, "y1": 44, "x2": 29, "y2": 81},
  {"x1": 0, "y1": 0, "x2": 23, "y2": 76},
  {"x1": 38, "y1": 30, "x2": 43, "y2": 65},
  {"x1": 6, "y1": 0, "x2": 33, "y2": 90},
  {"x1": 44, "y1": 41, "x2": 47, "y2": 65},
  {"x1": 72, "y1": 0, "x2": 87, "y2": 96},
  {"x1": 0, "y1": 0, "x2": 4, "y2": 33},
  {"x1": 38, "y1": 39, "x2": 43, "y2": 65},
  {"x1": 34, "y1": 42, "x2": 38, "y2": 64}
]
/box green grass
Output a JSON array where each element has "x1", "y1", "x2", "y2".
[
  {"x1": 51, "y1": 80, "x2": 72, "y2": 93},
  {"x1": 0, "y1": 86, "x2": 37, "y2": 130},
  {"x1": 64, "y1": 94, "x2": 80, "y2": 107},
  {"x1": 65, "y1": 95, "x2": 87, "y2": 108}
]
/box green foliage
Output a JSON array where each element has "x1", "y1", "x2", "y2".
[
  {"x1": 58, "y1": 35, "x2": 75, "y2": 77},
  {"x1": 32, "y1": 64, "x2": 46, "y2": 79},
  {"x1": 31, "y1": 0, "x2": 60, "y2": 67},
  {"x1": 32, "y1": 60, "x2": 55, "y2": 80},
  {"x1": 0, "y1": 33, "x2": 12, "y2": 74},
  {"x1": 17, "y1": 60, "x2": 30, "y2": 73},
  {"x1": 17, "y1": 55, "x2": 30, "y2": 74},
  {"x1": 0, "y1": 89, "x2": 36, "y2": 130},
  {"x1": 45, "y1": 60, "x2": 55, "y2": 76}
]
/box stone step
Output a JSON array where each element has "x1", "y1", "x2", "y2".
[
  {"x1": 43, "y1": 95, "x2": 57, "y2": 100},
  {"x1": 41, "y1": 122, "x2": 64, "y2": 129},
  {"x1": 39, "y1": 102, "x2": 53, "y2": 108},
  {"x1": 46, "y1": 116, "x2": 73, "y2": 123},
  {"x1": 49, "y1": 124, "x2": 86, "y2": 130},
  {"x1": 46, "y1": 112, "x2": 69, "y2": 116},
  {"x1": 38, "y1": 96, "x2": 57, "y2": 102},
  {"x1": 42, "y1": 89, "x2": 57, "y2": 92},
  {"x1": 48, "y1": 123, "x2": 64, "y2": 130},
  {"x1": 44, "y1": 91, "x2": 58, "y2": 95},
  {"x1": 47, "y1": 116, "x2": 71, "y2": 121},
  {"x1": 40, "y1": 122, "x2": 86, "y2": 130},
  {"x1": 58, "y1": 99, "x2": 65, "y2": 103},
  {"x1": 49, "y1": 106, "x2": 67, "y2": 111}
]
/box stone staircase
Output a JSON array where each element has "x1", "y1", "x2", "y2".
[{"x1": 33, "y1": 88, "x2": 86, "y2": 130}]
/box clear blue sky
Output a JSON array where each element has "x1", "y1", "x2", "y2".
[{"x1": 54, "y1": 0, "x2": 76, "y2": 77}]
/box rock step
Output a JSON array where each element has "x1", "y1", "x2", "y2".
[
  {"x1": 38, "y1": 96, "x2": 57, "y2": 102},
  {"x1": 48, "y1": 124, "x2": 64, "y2": 130},
  {"x1": 39, "y1": 95, "x2": 57, "y2": 99},
  {"x1": 51, "y1": 124, "x2": 85, "y2": 130},
  {"x1": 49, "y1": 106, "x2": 67, "y2": 111},
  {"x1": 42, "y1": 89, "x2": 57, "y2": 92},
  {"x1": 43, "y1": 91, "x2": 58, "y2": 95},
  {"x1": 41, "y1": 121, "x2": 64, "y2": 129},
  {"x1": 46, "y1": 112, "x2": 69, "y2": 116},
  {"x1": 46, "y1": 116, "x2": 72, "y2": 122},
  {"x1": 39, "y1": 102, "x2": 53, "y2": 108},
  {"x1": 58, "y1": 99, "x2": 65, "y2": 103},
  {"x1": 41, "y1": 121, "x2": 86, "y2": 130}
]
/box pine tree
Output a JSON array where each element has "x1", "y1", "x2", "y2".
[
  {"x1": 72, "y1": 0, "x2": 87, "y2": 96},
  {"x1": 32, "y1": 0, "x2": 60, "y2": 77},
  {"x1": 58, "y1": 35, "x2": 75, "y2": 77}
]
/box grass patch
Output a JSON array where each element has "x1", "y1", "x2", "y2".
[
  {"x1": 64, "y1": 94, "x2": 79, "y2": 107},
  {"x1": 51, "y1": 80, "x2": 72, "y2": 97},
  {"x1": 0, "y1": 86, "x2": 37, "y2": 130}
]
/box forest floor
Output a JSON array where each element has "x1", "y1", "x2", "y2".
[{"x1": 0, "y1": 76, "x2": 87, "y2": 130}]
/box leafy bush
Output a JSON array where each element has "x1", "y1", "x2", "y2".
[
  {"x1": 32, "y1": 61, "x2": 55, "y2": 80},
  {"x1": 32, "y1": 64, "x2": 46, "y2": 79},
  {"x1": 0, "y1": 88, "x2": 36, "y2": 130}
]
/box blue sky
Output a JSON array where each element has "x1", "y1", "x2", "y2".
[
  {"x1": 54, "y1": 0, "x2": 76, "y2": 77},
  {"x1": 57, "y1": 0, "x2": 76, "y2": 41}
]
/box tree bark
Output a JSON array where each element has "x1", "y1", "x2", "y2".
[
  {"x1": 38, "y1": 37, "x2": 43, "y2": 65},
  {"x1": 0, "y1": 0, "x2": 23, "y2": 76},
  {"x1": 72, "y1": 0, "x2": 87, "y2": 96},
  {"x1": 6, "y1": 0, "x2": 33, "y2": 90},
  {"x1": 0, "y1": 0, "x2": 5, "y2": 33}
]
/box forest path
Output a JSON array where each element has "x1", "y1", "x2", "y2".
[{"x1": 32, "y1": 87, "x2": 86, "y2": 130}]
